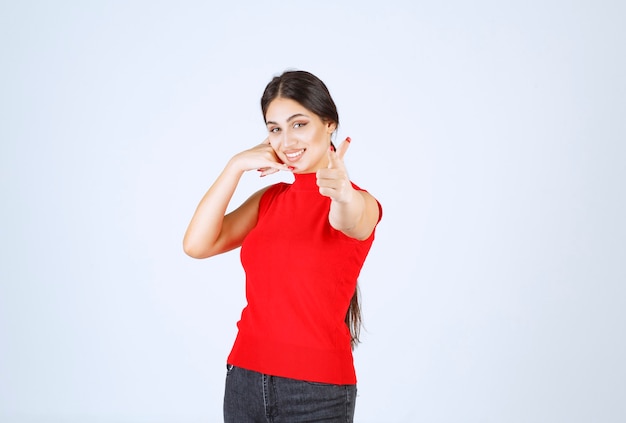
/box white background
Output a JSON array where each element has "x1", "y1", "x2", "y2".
[{"x1": 1, "y1": 1, "x2": 625, "y2": 422}]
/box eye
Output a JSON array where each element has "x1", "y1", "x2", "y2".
[
  {"x1": 269, "y1": 127, "x2": 280, "y2": 133},
  {"x1": 293, "y1": 122, "x2": 307, "y2": 129}
]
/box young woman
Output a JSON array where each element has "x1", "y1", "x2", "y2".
[{"x1": 183, "y1": 70, "x2": 382, "y2": 422}]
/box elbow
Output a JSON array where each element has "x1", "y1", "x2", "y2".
[
  {"x1": 182, "y1": 238, "x2": 210, "y2": 259},
  {"x1": 183, "y1": 230, "x2": 235, "y2": 259},
  {"x1": 182, "y1": 243, "x2": 200, "y2": 259}
]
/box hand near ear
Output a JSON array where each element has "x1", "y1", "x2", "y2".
[{"x1": 231, "y1": 138, "x2": 289, "y2": 177}]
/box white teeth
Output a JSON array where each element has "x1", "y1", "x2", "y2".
[{"x1": 285, "y1": 150, "x2": 304, "y2": 158}]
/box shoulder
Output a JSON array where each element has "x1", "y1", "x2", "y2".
[{"x1": 350, "y1": 180, "x2": 383, "y2": 223}]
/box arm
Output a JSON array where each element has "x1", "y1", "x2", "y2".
[
  {"x1": 316, "y1": 138, "x2": 380, "y2": 241},
  {"x1": 183, "y1": 140, "x2": 289, "y2": 259},
  {"x1": 328, "y1": 187, "x2": 380, "y2": 241}
]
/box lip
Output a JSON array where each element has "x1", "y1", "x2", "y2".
[{"x1": 283, "y1": 148, "x2": 305, "y2": 163}]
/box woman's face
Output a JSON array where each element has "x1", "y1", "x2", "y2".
[{"x1": 265, "y1": 97, "x2": 336, "y2": 174}]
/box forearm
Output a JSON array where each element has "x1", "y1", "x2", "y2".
[
  {"x1": 183, "y1": 159, "x2": 244, "y2": 258},
  {"x1": 328, "y1": 188, "x2": 366, "y2": 235}
]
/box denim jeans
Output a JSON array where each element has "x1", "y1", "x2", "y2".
[{"x1": 223, "y1": 364, "x2": 357, "y2": 423}]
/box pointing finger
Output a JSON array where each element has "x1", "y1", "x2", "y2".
[{"x1": 335, "y1": 137, "x2": 351, "y2": 160}]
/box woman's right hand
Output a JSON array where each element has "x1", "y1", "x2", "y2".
[
  {"x1": 230, "y1": 138, "x2": 291, "y2": 177},
  {"x1": 184, "y1": 138, "x2": 287, "y2": 258}
]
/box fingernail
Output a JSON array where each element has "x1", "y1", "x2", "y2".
[
  {"x1": 288, "y1": 166, "x2": 295, "y2": 171},
  {"x1": 330, "y1": 145, "x2": 335, "y2": 152},
  {"x1": 346, "y1": 137, "x2": 351, "y2": 143}
]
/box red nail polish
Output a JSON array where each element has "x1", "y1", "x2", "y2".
[
  {"x1": 345, "y1": 137, "x2": 351, "y2": 143},
  {"x1": 288, "y1": 166, "x2": 295, "y2": 171},
  {"x1": 330, "y1": 145, "x2": 335, "y2": 152}
]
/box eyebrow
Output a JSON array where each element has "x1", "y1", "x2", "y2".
[{"x1": 265, "y1": 113, "x2": 309, "y2": 126}]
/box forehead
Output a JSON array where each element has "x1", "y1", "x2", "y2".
[{"x1": 265, "y1": 97, "x2": 311, "y2": 121}]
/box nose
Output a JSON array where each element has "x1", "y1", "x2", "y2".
[{"x1": 281, "y1": 130, "x2": 296, "y2": 148}]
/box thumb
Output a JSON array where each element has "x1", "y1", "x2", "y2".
[{"x1": 327, "y1": 137, "x2": 351, "y2": 169}]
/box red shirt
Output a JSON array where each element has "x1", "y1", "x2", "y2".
[{"x1": 227, "y1": 172, "x2": 381, "y2": 384}]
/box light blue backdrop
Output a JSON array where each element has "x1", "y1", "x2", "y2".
[{"x1": 1, "y1": 1, "x2": 624, "y2": 422}]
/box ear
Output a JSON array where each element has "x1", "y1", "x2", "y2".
[{"x1": 326, "y1": 120, "x2": 337, "y2": 134}]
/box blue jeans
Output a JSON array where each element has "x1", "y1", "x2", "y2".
[{"x1": 223, "y1": 364, "x2": 357, "y2": 422}]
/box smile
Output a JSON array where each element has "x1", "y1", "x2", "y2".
[{"x1": 284, "y1": 149, "x2": 305, "y2": 161}]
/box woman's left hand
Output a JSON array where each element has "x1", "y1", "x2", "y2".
[
  {"x1": 316, "y1": 137, "x2": 355, "y2": 203},
  {"x1": 317, "y1": 137, "x2": 380, "y2": 240}
]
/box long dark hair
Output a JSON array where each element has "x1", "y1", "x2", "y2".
[{"x1": 261, "y1": 70, "x2": 362, "y2": 349}]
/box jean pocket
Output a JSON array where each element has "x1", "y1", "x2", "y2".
[{"x1": 304, "y1": 380, "x2": 339, "y2": 387}]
